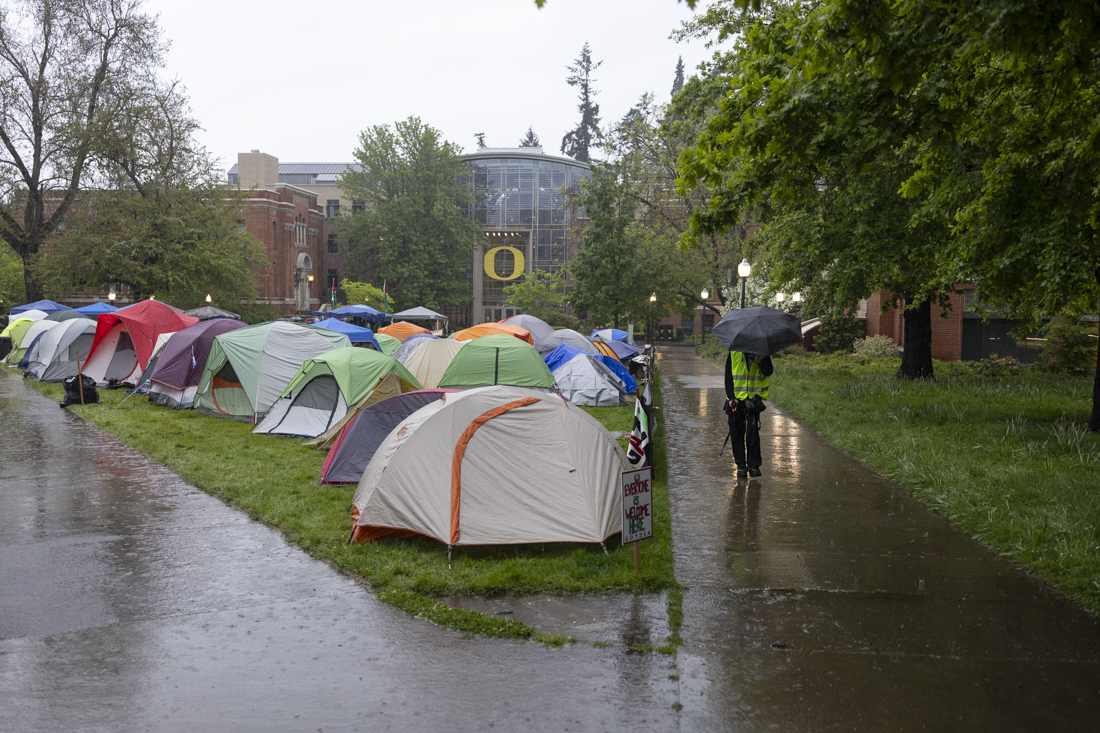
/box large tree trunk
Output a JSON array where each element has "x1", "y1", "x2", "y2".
[
  {"x1": 20, "y1": 251, "x2": 39, "y2": 303},
  {"x1": 897, "y1": 296, "x2": 934, "y2": 380},
  {"x1": 1089, "y1": 276, "x2": 1100, "y2": 432}
]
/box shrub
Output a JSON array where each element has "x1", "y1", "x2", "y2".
[
  {"x1": 852, "y1": 335, "x2": 900, "y2": 358},
  {"x1": 965, "y1": 353, "x2": 1021, "y2": 377},
  {"x1": 813, "y1": 312, "x2": 863, "y2": 354},
  {"x1": 1035, "y1": 321, "x2": 1097, "y2": 374}
]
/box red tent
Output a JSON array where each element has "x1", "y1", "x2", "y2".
[{"x1": 86, "y1": 300, "x2": 199, "y2": 373}]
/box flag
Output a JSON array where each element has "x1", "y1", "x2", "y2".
[
  {"x1": 382, "y1": 279, "x2": 388, "y2": 314},
  {"x1": 331, "y1": 278, "x2": 336, "y2": 310},
  {"x1": 626, "y1": 385, "x2": 650, "y2": 468}
]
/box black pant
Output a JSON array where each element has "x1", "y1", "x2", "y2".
[{"x1": 727, "y1": 402, "x2": 761, "y2": 470}]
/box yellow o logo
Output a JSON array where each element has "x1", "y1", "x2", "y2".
[{"x1": 484, "y1": 246, "x2": 525, "y2": 281}]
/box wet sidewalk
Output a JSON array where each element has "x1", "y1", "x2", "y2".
[{"x1": 658, "y1": 346, "x2": 1100, "y2": 730}]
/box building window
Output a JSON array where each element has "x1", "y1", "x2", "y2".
[
  {"x1": 352, "y1": 201, "x2": 365, "y2": 215},
  {"x1": 327, "y1": 233, "x2": 338, "y2": 254},
  {"x1": 272, "y1": 221, "x2": 277, "y2": 247},
  {"x1": 326, "y1": 199, "x2": 339, "y2": 218}
]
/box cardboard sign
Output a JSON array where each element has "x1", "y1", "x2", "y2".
[{"x1": 621, "y1": 466, "x2": 653, "y2": 544}]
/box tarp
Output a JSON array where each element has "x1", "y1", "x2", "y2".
[
  {"x1": 375, "y1": 333, "x2": 401, "y2": 356},
  {"x1": 543, "y1": 344, "x2": 638, "y2": 395},
  {"x1": 75, "y1": 302, "x2": 119, "y2": 316},
  {"x1": 534, "y1": 328, "x2": 601, "y2": 356},
  {"x1": 319, "y1": 389, "x2": 458, "y2": 484},
  {"x1": 350, "y1": 385, "x2": 628, "y2": 546},
  {"x1": 452, "y1": 322, "x2": 533, "y2": 344},
  {"x1": 184, "y1": 305, "x2": 241, "y2": 321},
  {"x1": 83, "y1": 300, "x2": 199, "y2": 384},
  {"x1": 311, "y1": 318, "x2": 382, "y2": 352},
  {"x1": 23, "y1": 319, "x2": 97, "y2": 382},
  {"x1": 10, "y1": 300, "x2": 72, "y2": 316},
  {"x1": 379, "y1": 321, "x2": 432, "y2": 341},
  {"x1": 194, "y1": 321, "x2": 350, "y2": 420},
  {"x1": 395, "y1": 338, "x2": 463, "y2": 388},
  {"x1": 438, "y1": 334, "x2": 555, "y2": 390},
  {"x1": 253, "y1": 347, "x2": 422, "y2": 438},
  {"x1": 391, "y1": 333, "x2": 439, "y2": 363},
  {"x1": 591, "y1": 328, "x2": 632, "y2": 344},
  {"x1": 500, "y1": 314, "x2": 555, "y2": 342},
  {"x1": 592, "y1": 337, "x2": 643, "y2": 360},
  {"x1": 550, "y1": 352, "x2": 632, "y2": 407},
  {"x1": 147, "y1": 319, "x2": 247, "y2": 408}
]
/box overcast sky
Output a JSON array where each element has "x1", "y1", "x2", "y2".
[{"x1": 143, "y1": 0, "x2": 717, "y2": 175}]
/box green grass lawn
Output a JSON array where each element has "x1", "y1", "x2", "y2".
[
  {"x1": 698, "y1": 346, "x2": 1100, "y2": 614},
  {"x1": 22, "y1": 374, "x2": 676, "y2": 642}
]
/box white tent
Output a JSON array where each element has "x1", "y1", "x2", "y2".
[
  {"x1": 396, "y1": 338, "x2": 464, "y2": 388},
  {"x1": 23, "y1": 319, "x2": 97, "y2": 382},
  {"x1": 351, "y1": 385, "x2": 627, "y2": 547},
  {"x1": 7, "y1": 309, "x2": 48, "y2": 323},
  {"x1": 551, "y1": 354, "x2": 631, "y2": 407}
]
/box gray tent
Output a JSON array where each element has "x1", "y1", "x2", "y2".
[
  {"x1": 501, "y1": 314, "x2": 555, "y2": 342},
  {"x1": 551, "y1": 353, "x2": 631, "y2": 407},
  {"x1": 391, "y1": 306, "x2": 448, "y2": 329},
  {"x1": 533, "y1": 328, "x2": 601, "y2": 356},
  {"x1": 23, "y1": 318, "x2": 97, "y2": 382}
]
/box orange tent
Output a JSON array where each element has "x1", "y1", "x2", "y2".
[
  {"x1": 379, "y1": 321, "x2": 432, "y2": 342},
  {"x1": 592, "y1": 340, "x2": 618, "y2": 359},
  {"x1": 451, "y1": 323, "x2": 533, "y2": 345}
]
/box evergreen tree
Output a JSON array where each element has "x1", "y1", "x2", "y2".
[
  {"x1": 560, "y1": 42, "x2": 602, "y2": 163},
  {"x1": 519, "y1": 127, "x2": 541, "y2": 147},
  {"x1": 671, "y1": 56, "x2": 685, "y2": 98}
]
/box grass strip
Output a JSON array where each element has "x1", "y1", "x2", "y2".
[
  {"x1": 697, "y1": 347, "x2": 1100, "y2": 614},
  {"x1": 20, "y1": 371, "x2": 676, "y2": 640}
]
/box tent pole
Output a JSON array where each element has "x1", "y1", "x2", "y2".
[{"x1": 76, "y1": 353, "x2": 84, "y2": 406}]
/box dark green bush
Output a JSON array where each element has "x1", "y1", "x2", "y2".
[
  {"x1": 1036, "y1": 321, "x2": 1097, "y2": 374},
  {"x1": 965, "y1": 354, "x2": 1021, "y2": 377},
  {"x1": 813, "y1": 312, "x2": 863, "y2": 354}
]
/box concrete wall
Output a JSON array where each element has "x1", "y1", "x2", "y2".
[{"x1": 236, "y1": 152, "x2": 279, "y2": 189}]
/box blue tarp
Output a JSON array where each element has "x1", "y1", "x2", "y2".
[
  {"x1": 594, "y1": 337, "x2": 643, "y2": 360},
  {"x1": 311, "y1": 318, "x2": 382, "y2": 352},
  {"x1": 11, "y1": 299, "x2": 72, "y2": 315},
  {"x1": 75, "y1": 302, "x2": 120, "y2": 316},
  {"x1": 543, "y1": 344, "x2": 637, "y2": 394},
  {"x1": 313, "y1": 305, "x2": 391, "y2": 327}
]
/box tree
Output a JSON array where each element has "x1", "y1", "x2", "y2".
[
  {"x1": 1, "y1": 241, "x2": 22, "y2": 309},
  {"x1": 560, "y1": 42, "x2": 602, "y2": 163},
  {"x1": 339, "y1": 117, "x2": 481, "y2": 311},
  {"x1": 339, "y1": 279, "x2": 397, "y2": 312},
  {"x1": 670, "y1": 56, "x2": 685, "y2": 98},
  {"x1": 504, "y1": 268, "x2": 565, "y2": 318},
  {"x1": 519, "y1": 127, "x2": 541, "y2": 148},
  {"x1": 474, "y1": 132, "x2": 487, "y2": 148},
  {"x1": 0, "y1": 0, "x2": 168, "y2": 303}
]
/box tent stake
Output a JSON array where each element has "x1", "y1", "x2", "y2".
[
  {"x1": 600, "y1": 541, "x2": 609, "y2": 558},
  {"x1": 447, "y1": 544, "x2": 453, "y2": 568}
]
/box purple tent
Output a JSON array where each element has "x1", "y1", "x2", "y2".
[
  {"x1": 319, "y1": 389, "x2": 457, "y2": 484},
  {"x1": 146, "y1": 319, "x2": 246, "y2": 409}
]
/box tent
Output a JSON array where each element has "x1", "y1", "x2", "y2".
[
  {"x1": 194, "y1": 321, "x2": 350, "y2": 421},
  {"x1": 81, "y1": 300, "x2": 199, "y2": 385},
  {"x1": 592, "y1": 337, "x2": 643, "y2": 360},
  {"x1": 10, "y1": 299, "x2": 72, "y2": 316},
  {"x1": 319, "y1": 389, "x2": 457, "y2": 484},
  {"x1": 23, "y1": 318, "x2": 98, "y2": 382},
  {"x1": 451, "y1": 323, "x2": 533, "y2": 344},
  {"x1": 323, "y1": 304, "x2": 389, "y2": 328},
  {"x1": 7, "y1": 320, "x2": 60, "y2": 365},
  {"x1": 391, "y1": 333, "x2": 438, "y2": 363},
  {"x1": 350, "y1": 385, "x2": 628, "y2": 546},
  {"x1": 5, "y1": 309, "x2": 48, "y2": 324},
  {"x1": 437, "y1": 334, "x2": 555, "y2": 390},
  {"x1": 44, "y1": 310, "x2": 93, "y2": 323},
  {"x1": 500, "y1": 314, "x2": 555, "y2": 342},
  {"x1": 311, "y1": 318, "x2": 382, "y2": 352},
  {"x1": 184, "y1": 305, "x2": 241, "y2": 321},
  {"x1": 395, "y1": 337, "x2": 463, "y2": 388},
  {"x1": 147, "y1": 319, "x2": 248, "y2": 409},
  {"x1": 591, "y1": 328, "x2": 633, "y2": 344},
  {"x1": 379, "y1": 321, "x2": 432, "y2": 341},
  {"x1": 544, "y1": 345, "x2": 635, "y2": 406},
  {"x1": 544, "y1": 344, "x2": 637, "y2": 392},
  {"x1": 253, "y1": 347, "x2": 422, "y2": 438},
  {"x1": 390, "y1": 306, "x2": 448, "y2": 330},
  {"x1": 534, "y1": 328, "x2": 602, "y2": 356},
  {"x1": 75, "y1": 302, "x2": 119, "y2": 316},
  {"x1": 133, "y1": 332, "x2": 174, "y2": 395},
  {"x1": 375, "y1": 333, "x2": 401, "y2": 356}
]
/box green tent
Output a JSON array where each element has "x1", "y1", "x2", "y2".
[
  {"x1": 253, "y1": 347, "x2": 423, "y2": 437},
  {"x1": 1, "y1": 318, "x2": 37, "y2": 364},
  {"x1": 375, "y1": 333, "x2": 401, "y2": 356},
  {"x1": 437, "y1": 334, "x2": 556, "y2": 390},
  {"x1": 194, "y1": 321, "x2": 351, "y2": 420}
]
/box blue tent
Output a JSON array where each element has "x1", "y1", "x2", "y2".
[
  {"x1": 11, "y1": 299, "x2": 72, "y2": 315},
  {"x1": 593, "y1": 337, "x2": 643, "y2": 360},
  {"x1": 590, "y1": 328, "x2": 631, "y2": 343},
  {"x1": 75, "y1": 302, "x2": 119, "y2": 316},
  {"x1": 315, "y1": 304, "x2": 390, "y2": 328},
  {"x1": 311, "y1": 318, "x2": 382, "y2": 352},
  {"x1": 544, "y1": 344, "x2": 637, "y2": 394}
]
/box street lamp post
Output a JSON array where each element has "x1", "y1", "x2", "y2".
[{"x1": 737, "y1": 258, "x2": 751, "y2": 309}]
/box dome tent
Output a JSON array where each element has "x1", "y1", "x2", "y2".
[
  {"x1": 451, "y1": 323, "x2": 533, "y2": 344},
  {"x1": 500, "y1": 314, "x2": 554, "y2": 342},
  {"x1": 23, "y1": 318, "x2": 97, "y2": 382},
  {"x1": 437, "y1": 334, "x2": 555, "y2": 391},
  {"x1": 318, "y1": 389, "x2": 457, "y2": 484},
  {"x1": 147, "y1": 319, "x2": 248, "y2": 409},
  {"x1": 379, "y1": 321, "x2": 432, "y2": 341},
  {"x1": 543, "y1": 345, "x2": 636, "y2": 407},
  {"x1": 310, "y1": 318, "x2": 382, "y2": 352},
  {"x1": 534, "y1": 328, "x2": 601, "y2": 356},
  {"x1": 391, "y1": 333, "x2": 439, "y2": 363},
  {"x1": 544, "y1": 344, "x2": 637, "y2": 394},
  {"x1": 395, "y1": 338, "x2": 463, "y2": 388},
  {"x1": 7, "y1": 320, "x2": 60, "y2": 366},
  {"x1": 81, "y1": 300, "x2": 199, "y2": 385},
  {"x1": 375, "y1": 333, "x2": 401, "y2": 356},
  {"x1": 194, "y1": 321, "x2": 350, "y2": 421},
  {"x1": 253, "y1": 347, "x2": 422, "y2": 439},
  {"x1": 350, "y1": 385, "x2": 628, "y2": 547},
  {"x1": 591, "y1": 328, "x2": 633, "y2": 344},
  {"x1": 2, "y1": 318, "x2": 41, "y2": 363}
]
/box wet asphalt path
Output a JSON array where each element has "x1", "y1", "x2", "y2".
[{"x1": 658, "y1": 346, "x2": 1100, "y2": 731}]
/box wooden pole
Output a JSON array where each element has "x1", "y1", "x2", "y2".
[
  {"x1": 633, "y1": 541, "x2": 641, "y2": 574},
  {"x1": 76, "y1": 353, "x2": 84, "y2": 406}
]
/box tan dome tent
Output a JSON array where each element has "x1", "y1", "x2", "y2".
[
  {"x1": 396, "y1": 338, "x2": 464, "y2": 388},
  {"x1": 350, "y1": 386, "x2": 628, "y2": 548}
]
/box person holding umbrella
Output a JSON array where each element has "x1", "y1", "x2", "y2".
[{"x1": 711, "y1": 305, "x2": 804, "y2": 479}]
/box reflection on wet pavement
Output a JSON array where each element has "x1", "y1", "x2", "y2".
[{"x1": 658, "y1": 346, "x2": 1100, "y2": 730}]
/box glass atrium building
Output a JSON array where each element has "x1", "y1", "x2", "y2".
[{"x1": 462, "y1": 147, "x2": 590, "y2": 326}]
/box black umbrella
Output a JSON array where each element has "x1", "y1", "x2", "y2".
[{"x1": 710, "y1": 305, "x2": 803, "y2": 355}]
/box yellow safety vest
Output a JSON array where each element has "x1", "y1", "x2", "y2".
[{"x1": 730, "y1": 351, "x2": 768, "y2": 400}]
